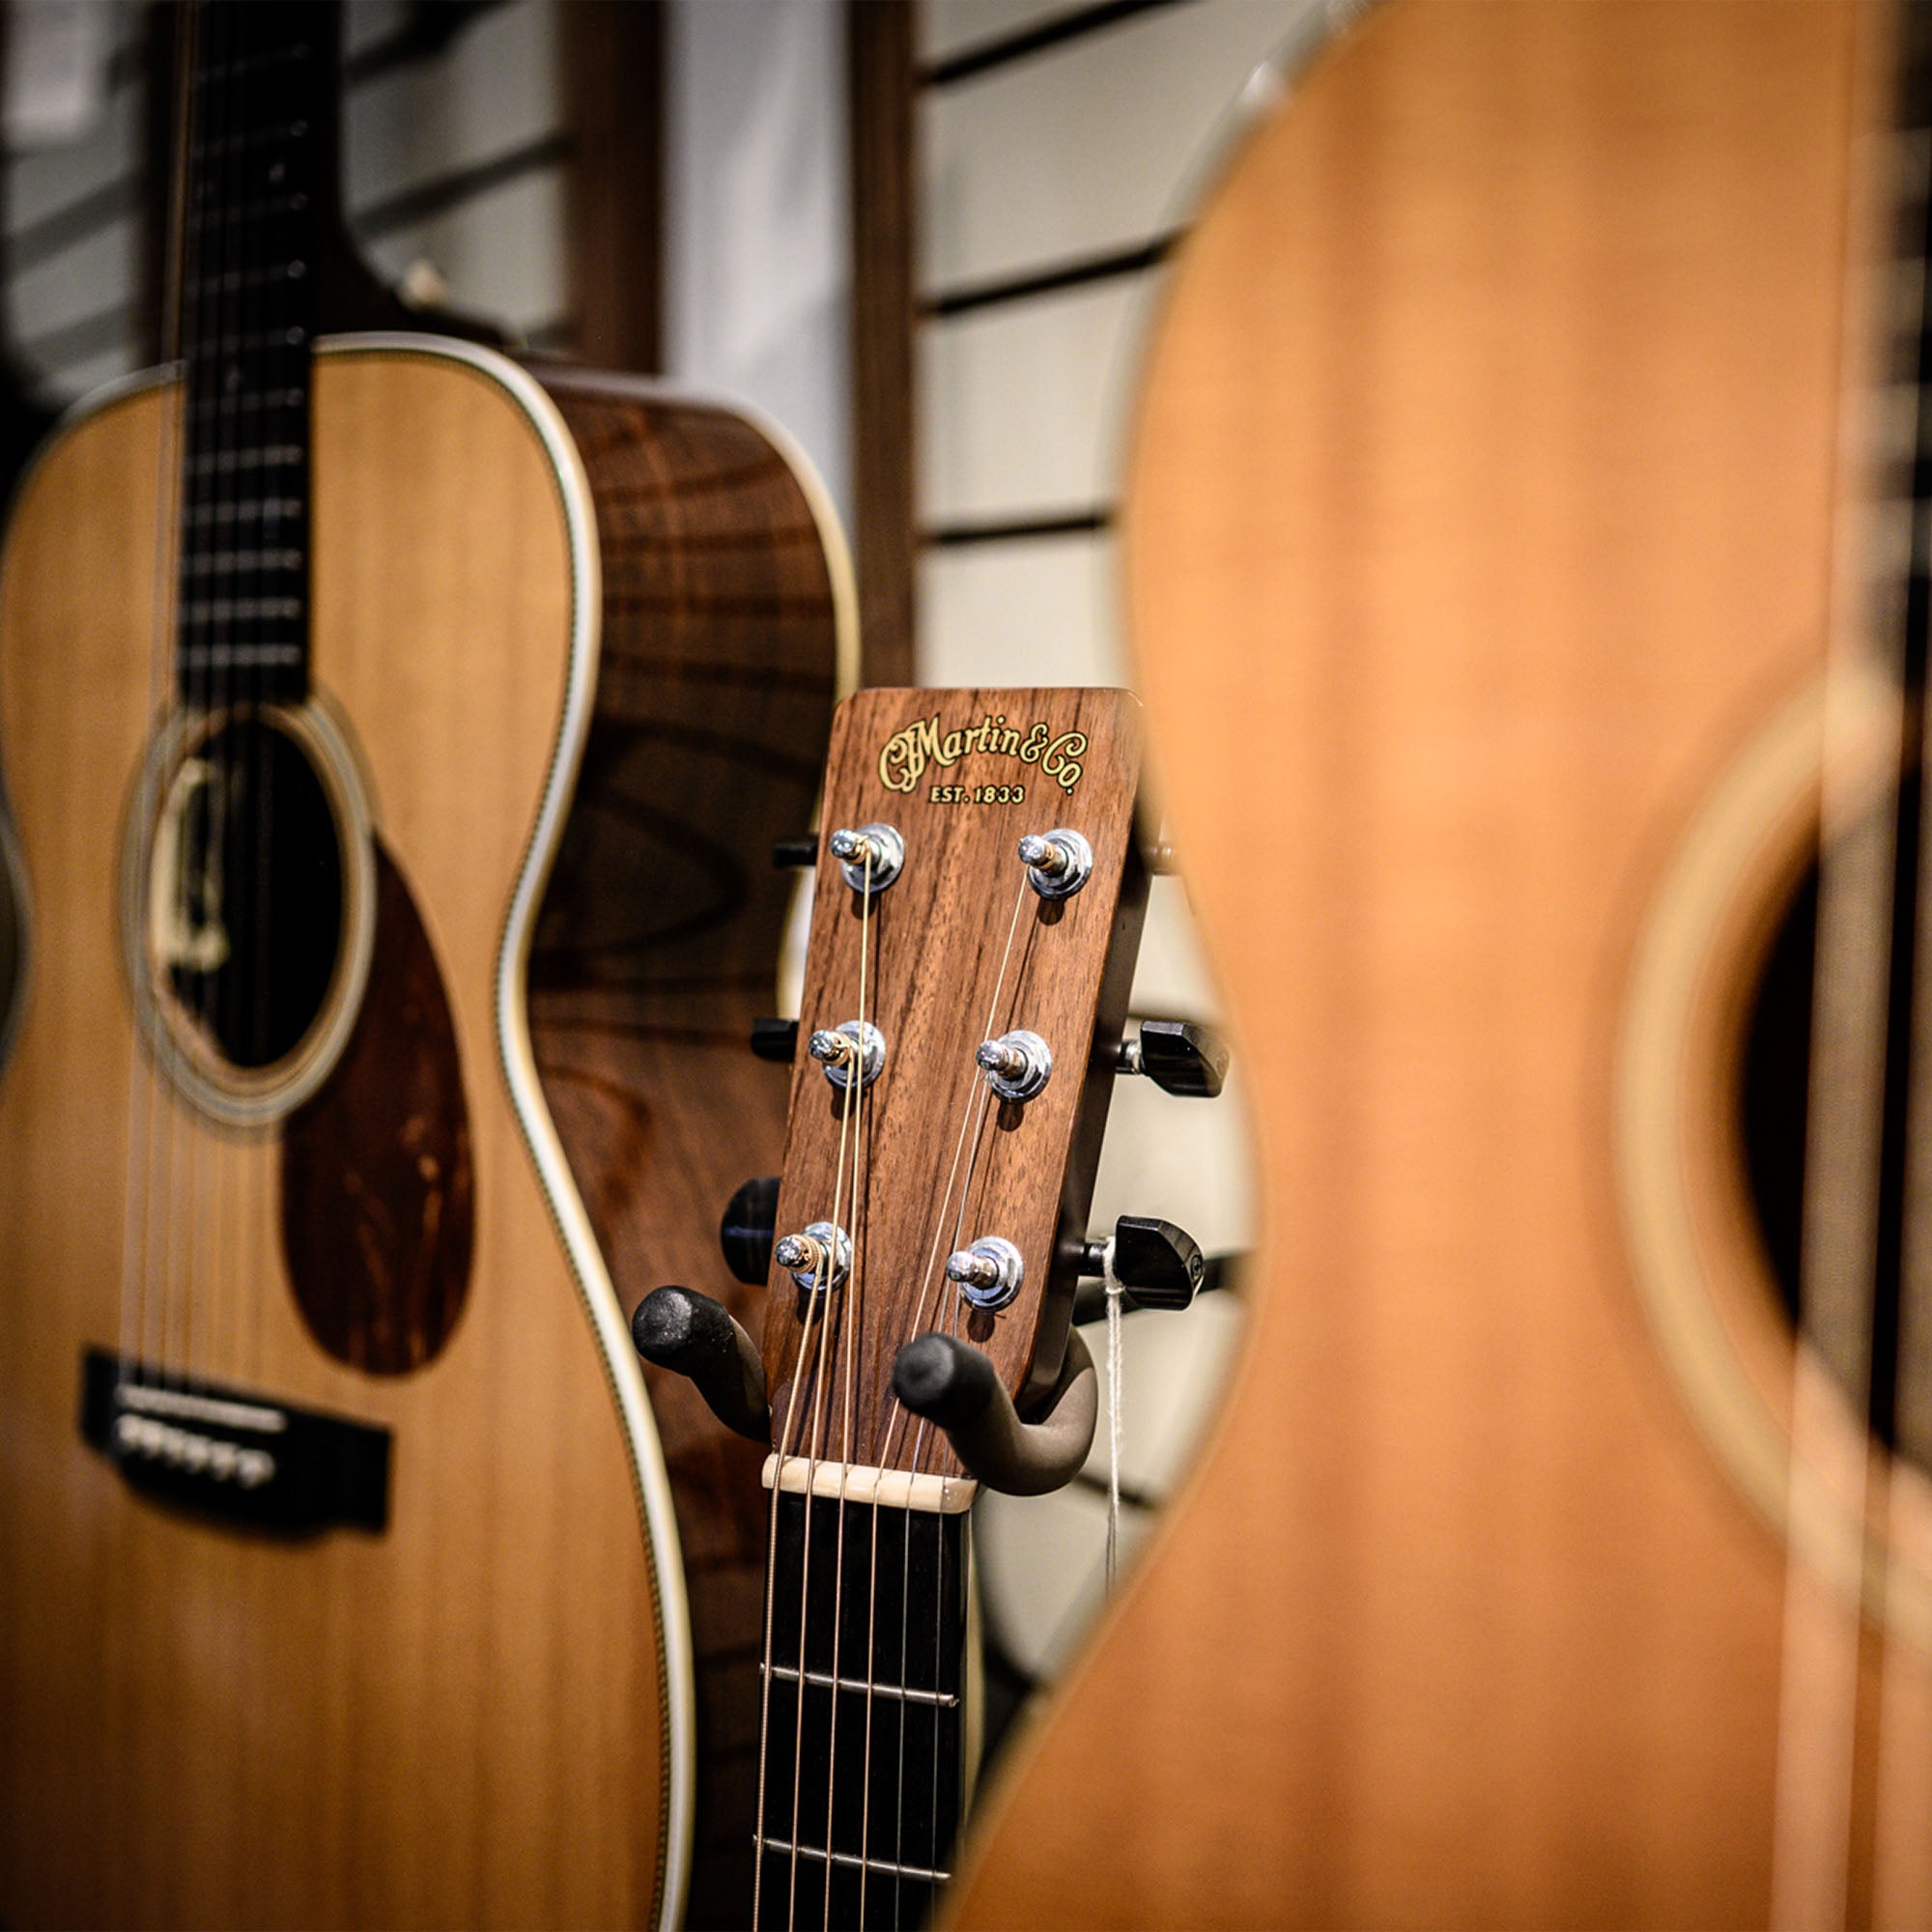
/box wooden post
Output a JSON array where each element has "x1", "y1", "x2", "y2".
[
  {"x1": 847, "y1": 0, "x2": 917, "y2": 686},
  {"x1": 562, "y1": 0, "x2": 667, "y2": 375}
]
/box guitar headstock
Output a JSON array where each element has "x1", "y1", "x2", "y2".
[{"x1": 761, "y1": 687, "x2": 1148, "y2": 1499}]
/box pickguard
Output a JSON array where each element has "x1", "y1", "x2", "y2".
[{"x1": 280, "y1": 838, "x2": 473, "y2": 1374}]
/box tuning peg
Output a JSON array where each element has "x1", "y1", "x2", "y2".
[
  {"x1": 1117, "y1": 1018, "x2": 1229, "y2": 1097},
  {"x1": 631, "y1": 1286, "x2": 770, "y2": 1441},
  {"x1": 1071, "y1": 1248, "x2": 1241, "y2": 1324},
  {"x1": 772, "y1": 835, "x2": 818, "y2": 868},
  {"x1": 751, "y1": 1017, "x2": 798, "y2": 1063},
  {"x1": 720, "y1": 1176, "x2": 780, "y2": 1285},
  {"x1": 1078, "y1": 1215, "x2": 1205, "y2": 1312},
  {"x1": 891, "y1": 1329, "x2": 1095, "y2": 1496}
]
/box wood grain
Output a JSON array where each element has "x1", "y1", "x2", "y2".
[
  {"x1": 532, "y1": 373, "x2": 841, "y2": 1931},
  {"x1": 282, "y1": 843, "x2": 475, "y2": 1376},
  {"x1": 847, "y1": 0, "x2": 918, "y2": 688},
  {"x1": 761, "y1": 688, "x2": 1147, "y2": 1473},
  {"x1": 947, "y1": 4, "x2": 1929, "y2": 1926},
  {"x1": 0, "y1": 344, "x2": 835, "y2": 1929}
]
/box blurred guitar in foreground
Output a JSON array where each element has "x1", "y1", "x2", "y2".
[{"x1": 954, "y1": 3, "x2": 1932, "y2": 1924}]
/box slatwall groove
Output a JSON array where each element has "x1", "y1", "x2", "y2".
[
  {"x1": 343, "y1": 0, "x2": 518, "y2": 88},
  {"x1": 17, "y1": 299, "x2": 136, "y2": 374},
  {"x1": 923, "y1": 233, "x2": 1173, "y2": 319},
  {"x1": 922, "y1": 0, "x2": 1200, "y2": 87},
  {"x1": 9, "y1": 176, "x2": 137, "y2": 275},
  {"x1": 353, "y1": 129, "x2": 571, "y2": 242},
  {"x1": 923, "y1": 508, "x2": 1111, "y2": 546}
]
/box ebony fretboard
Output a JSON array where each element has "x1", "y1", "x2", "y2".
[
  {"x1": 756, "y1": 1492, "x2": 970, "y2": 1931},
  {"x1": 173, "y1": 1, "x2": 327, "y2": 708}
]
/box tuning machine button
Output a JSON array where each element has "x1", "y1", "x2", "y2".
[
  {"x1": 945, "y1": 1236, "x2": 1025, "y2": 1311},
  {"x1": 977, "y1": 1028, "x2": 1052, "y2": 1102},
  {"x1": 751, "y1": 1017, "x2": 799, "y2": 1063},
  {"x1": 1118, "y1": 1018, "x2": 1230, "y2": 1097},
  {"x1": 775, "y1": 1221, "x2": 851, "y2": 1293},
  {"x1": 829, "y1": 822, "x2": 904, "y2": 894},
  {"x1": 772, "y1": 834, "x2": 819, "y2": 868},
  {"x1": 1017, "y1": 828, "x2": 1093, "y2": 900},
  {"x1": 809, "y1": 1019, "x2": 886, "y2": 1090},
  {"x1": 720, "y1": 1176, "x2": 780, "y2": 1285},
  {"x1": 1079, "y1": 1215, "x2": 1205, "y2": 1312}
]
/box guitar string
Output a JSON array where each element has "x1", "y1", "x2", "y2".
[
  {"x1": 821, "y1": 843, "x2": 876, "y2": 1929},
  {"x1": 153, "y1": 0, "x2": 212, "y2": 1392},
  {"x1": 915, "y1": 1073, "x2": 1000, "y2": 1904},
  {"x1": 121, "y1": 0, "x2": 200, "y2": 1407},
  {"x1": 751, "y1": 843, "x2": 868, "y2": 1929},
  {"x1": 919, "y1": 884, "x2": 1045, "y2": 1897},
  {"x1": 241, "y1": 0, "x2": 281, "y2": 1396},
  {"x1": 786, "y1": 855, "x2": 870, "y2": 1931},
  {"x1": 163, "y1": 0, "x2": 242, "y2": 1394},
  {"x1": 200, "y1": 0, "x2": 250, "y2": 1395},
  {"x1": 1875, "y1": 608, "x2": 1932, "y2": 1920},
  {"x1": 854, "y1": 1042, "x2": 1005, "y2": 1920},
  {"x1": 861, "y1": 868, "x2": 1030, "y2": 1911},
  {"x1": 1869, "y1": 57, "x2": 1932, "y2": 1917},
  {"x1": 1769, "y1": 50, "x2": 1925, "y2": 1923},
  {"x1": 187, "y1": 0, "x2": 251, "y2": 1393},
  {"x1": 750, "y1": 1065, "x2": 845, "y2": 1931}
]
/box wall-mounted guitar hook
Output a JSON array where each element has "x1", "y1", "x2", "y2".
[
  {"x1": 631, "y1": 1285, "x2": 770, "y2": 1442},
  {"x1": 890, "y1": 1328, "x2": 1096, "y2": 1496}
]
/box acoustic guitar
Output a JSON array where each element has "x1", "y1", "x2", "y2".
[
  {"x1": 628, "y1": 686, "x2": 1223, "y2": 1928},
  {"x1": 0, "y1": 5, "x2": 842, "y2": 1926},
  {"x1": 949, "y1": 2, "x2": 1932, "y2": 1925}
]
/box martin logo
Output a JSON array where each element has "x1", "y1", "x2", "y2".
[{"x1": 877, "y1": 712, "x2": 1087, "y2": 794}]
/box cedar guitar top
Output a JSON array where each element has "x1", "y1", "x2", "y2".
[
  {"x1": 946, "y1": 3, "x2": 1919, "y2": 1927},
  {"x1": 763, "y1": 687, "x2": 1145, "y2": 1473}
]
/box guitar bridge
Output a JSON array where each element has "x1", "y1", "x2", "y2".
[{"x1": 78, "y1": 1348, "x2": 390, "y2": 1535}]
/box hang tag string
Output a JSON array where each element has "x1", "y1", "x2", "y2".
[{"x1": 1103, "y1": 1235, "x2": 1124, "y2": 1590}]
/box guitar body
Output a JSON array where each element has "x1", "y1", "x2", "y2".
[
  {"x1": 952, "y1": 4, "x2": 1932, "y2": 1926},
  {"x1": 0, "y1": 339, "x2": 840, "y2": 1927}
]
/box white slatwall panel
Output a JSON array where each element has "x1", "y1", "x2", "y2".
[
  {"x1": 920, "y1": 278, "x2": 1133, "y2": 523},
  {"x1": 3, "y1": 3, "x2": 141, "y2": 399},
  {"x1": 923, "y1": 0, "x2": 1313, "y2": 294}
]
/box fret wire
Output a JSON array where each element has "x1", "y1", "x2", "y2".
[
  {"x1": 755, "y1": 1839, "x2": 951, "y2": 1887},
  {"x1": 755, "y1": 1494, "x2": 967, "y2": 1923},
  {"x1": 760, "y1": 1663, "x2": 958, "y2": 1709}
]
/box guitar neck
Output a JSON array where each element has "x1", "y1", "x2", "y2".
[
  {"x1": 756, "y1": 1487, "x2": 971, "y2": 1929},
  {"x1": 171, "y1": 1, "x2": 333, "y2": 709}
]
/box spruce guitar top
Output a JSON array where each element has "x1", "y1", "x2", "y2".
[
  {"x1": 0, "y1": 5, "x2": 842, "y2": 1926},
  {"x1": 952, "y1": 2, "x2": 1932, "y2": 1926},
  {"x1": 634, "y1": 687, "x2": 1230, "y2": 1927}
]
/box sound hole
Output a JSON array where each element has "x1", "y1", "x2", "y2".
[
  {"x1": 1739, "y1": 777, "x2": 1921, "y2": 1461},
  {"x1": 152, "y1": 713, "x2": 345, "y2": 1071}
]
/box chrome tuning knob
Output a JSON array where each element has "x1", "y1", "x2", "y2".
[
  {"x1": 945, "y1": 1235, "x2": 1025, "y2": 1311},
  {"x1": 808, "y1": 1020, "x2": 886, "y2": 1090},
  {"x1": 1017, "y1": 828, "x2": 1093, "y2": 900},
  {"x1": 828, "y1": 822, "x2": 904, "y2": 894},
  {"x1": 976, "y1": 1029, "x2": 1052, "y2": 1102},
  {"x1": 774, "y1": 1221, "x2": 851, "y2": 1293}
]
